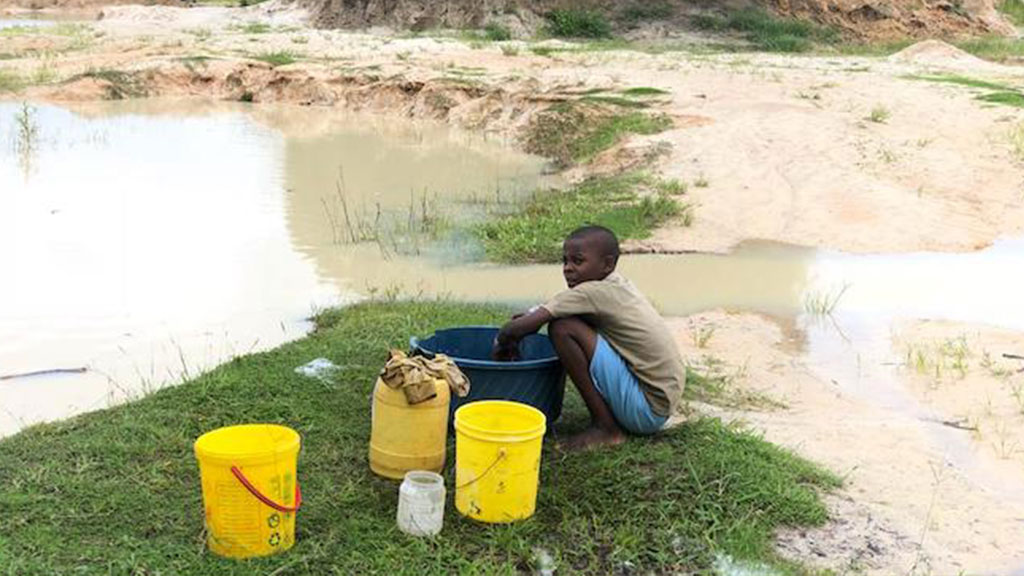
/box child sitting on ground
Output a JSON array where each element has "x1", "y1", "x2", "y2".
[{"x1": 492, "y1": 225, "x2": 684, "y2": 450}]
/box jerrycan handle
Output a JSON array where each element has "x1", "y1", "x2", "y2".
[{"x1": 230, "y1": 466, "x2": 302, "y2": 513}]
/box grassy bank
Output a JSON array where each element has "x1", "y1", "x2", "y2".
[
  {"x1": 0, "y1": 300, "x2": 838, "y2": 575},
  {"x1": 476, "y1": 173, "x2": 686, "y2": 264}
]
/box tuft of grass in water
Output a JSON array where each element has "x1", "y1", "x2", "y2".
[
  {"x1": 524, "y1": 102, "x2": 673, "y2": 168},
  {"x1": 866, "y1": 104, "x2": 890, "y2": 123},
  {"x1": 500, "y1": 44, "x2": 520, "y2": 56},
  {"x1": 483, "y1": 22, "x2": 512, "y2": 41},
  {"x1": 999, "y1": 0, "x2": 1024, "y2": 25},
  {"x1": 70, "y1": 69, "x2": 148, "y2": 100},
  {"x1": 621, "y1": 86, "x2": 670, "y2": 96},
  {"x1": 14, "y1": 101, "x2": 38, "y2": 176},
  {"x1": 692, "y1": 8, "x2": 838, "y2": 53},
  {"x1": 905, "y1": 335, "x2": 973, "y2": 381},
  {"x1": 253, "y1": 51, "x2": 298, "y2": 67},
  {"x1": 477, "y1": 173, "x2": 684, "y2": 264},
  {"x1": 545, "y1": 8, "x2": 613, "y2": 39},
  {"x1": 0, "y1": 300, "x2": 837, "y2": 575},
  {"x1": 803, "y1": 284, "x2": 849, "y2": 316}
]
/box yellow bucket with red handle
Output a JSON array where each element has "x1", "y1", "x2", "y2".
[{"x1": 194, "y1": 424, "x2": 301, "y2": 559}]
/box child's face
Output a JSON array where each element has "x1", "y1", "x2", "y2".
[{"x1": 561, "y1": 237, "x2": 615, "y2": 288}]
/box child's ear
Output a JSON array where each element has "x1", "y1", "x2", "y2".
[{"x1": 603, "y1": 254, "x2": 616, "y2": 273}]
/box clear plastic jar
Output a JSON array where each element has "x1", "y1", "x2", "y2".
[{"x1": 396, "y1": 470, "x2": 445, "y2": 537}]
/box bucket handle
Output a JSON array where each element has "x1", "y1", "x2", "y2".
[
  {"x1": 230, "y1": 466, "x2": 302, "y2": 513},
  {"x1": 456, "y1": 448, "x2": 507, "y2": 490}
]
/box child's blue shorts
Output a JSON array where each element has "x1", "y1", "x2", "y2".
[{"x1": 589, "y1": 335, "x2": 668, "y2": 435}]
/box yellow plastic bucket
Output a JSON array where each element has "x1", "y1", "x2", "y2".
[
  {"x1": 194, "y1": 424, "x2": 301, "y2": 559},
  {"x1": 454, "y1": 401, "x2": 546, "y2": 523}
]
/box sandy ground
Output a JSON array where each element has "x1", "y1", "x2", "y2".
[
  {"x1": 670, "y1": 312, "x2": 1024, "y2": 575},
  {"x1": 2, "y1": 5, "x2": 1024, "y2": 254}
]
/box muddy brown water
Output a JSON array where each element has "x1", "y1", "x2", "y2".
[{"x1": 4, "y1": 102, "x2": 1024, "y2": 568}]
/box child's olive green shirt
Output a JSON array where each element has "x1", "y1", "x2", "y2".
[{"x1": 542, "y1": 271, "x2": 684, "y2": 417}]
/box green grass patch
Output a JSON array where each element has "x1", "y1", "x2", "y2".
[
  {"x1": 524, "y1": 102, "x2": 673, "y2": 168},
  {"x1": 693, "y1": 8, "x2": 838, "y2": 53},
  {"x1": 904, "y1": 72, "x2": 1024, "y2": 109},
  {"x1": 545, "y1": 8, "x2": 613, "y2": 39},
  {"x1": 956, "y1": 36, "x2": 1024, "y2": 62},
  {"x1": 477, "y1": 173, "x2": 683, "y2": 264},
  {"x1": 254, "y1": 51, "x2": 298, "y2": 66},
  {"x1": 621, "y1": 86, "x2": 670, "y2": 96},
  {"x1": 999, "y1": 0, "x2": 1024, "y2": 26},
  {"x1": 979, "y1": 91, "x2": 1024, "y2": 107},
  {"x1": 0, "y1": 23, "x2": 88, "y2": 37},
  {"x1": 580, "y1": 94, "x2": 650, "y2": 109},
  {"x1": 234, "y1": 22, "x2": 273, "y2": 34},
  {"x1": 0, "y1": 300, "x2": 836, "y2": 575},
  {"x1": 621, "y1": 2, "x2": 674, "y2": 24},
  {"x1": 904, "y1": 73, "x2": 1013, "y2": 91},
  {"x1": 0, "y1": 68, "x2": 24, "y2": 92},
  {"x1": 827, "y1": 39, "x2": 914, "y2": 56}
]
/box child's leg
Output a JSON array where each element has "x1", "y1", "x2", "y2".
[{"x1": 548, "y1": 317, "x2": 626, "y2": 450}]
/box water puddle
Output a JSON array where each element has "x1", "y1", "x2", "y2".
[
  {"x1": 0, "y1": 100, "x2": 548, "y2": 434},
  {"x1": 0, "y1": 20, "x2": 52, "y2": 30}
]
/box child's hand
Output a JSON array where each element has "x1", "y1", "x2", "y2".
[{"x1": 491, "y1": 338, "x2": 520, "y2": 362}]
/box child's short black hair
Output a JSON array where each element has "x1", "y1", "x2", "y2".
[{"x1": 567, "y1": 225, "x2": 620, "y2": 263}]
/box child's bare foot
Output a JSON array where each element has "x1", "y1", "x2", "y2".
[{"x1": 560, "y1": 426, "x2": 626, "y2": 452}]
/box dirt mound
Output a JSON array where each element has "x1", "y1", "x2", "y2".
[
  {"x1": 775, "y1": 0, "x2": 1013, "y2": 39},
  {"x1": 888, "y1": 39, "x2": 999, "y2": 69},
  {"x1": 293, "y1": 0, "x2": 1012, "y2": 40}
]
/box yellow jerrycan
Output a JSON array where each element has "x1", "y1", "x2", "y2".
[{"x1": 369, "y1": 377, "x2": 450, "y2": 479}]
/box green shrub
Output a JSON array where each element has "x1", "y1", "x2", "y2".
[
  {"x1": 622, "y1": 2, "x2": 673, "y2": 23},
  {"x1": 691, "y1": 8, "x2": 837, "y2": 53},
  {"x1": 545, "y1": 8, "x2": 613, "y2": 39},
  {"x1": 483, "y1": 22, "x2": 512, "y2": 41},
  {"x1": 999, "y1": 0, "x2": 1024, "y2": 25}
]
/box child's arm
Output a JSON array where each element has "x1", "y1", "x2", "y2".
[{"x1": 492, "y1": 307, "x2": 554, "y2": 360}]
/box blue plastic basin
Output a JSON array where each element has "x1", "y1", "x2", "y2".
[{"x1": 409, "y1": 326, "x2": 566, "y2": 424}]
